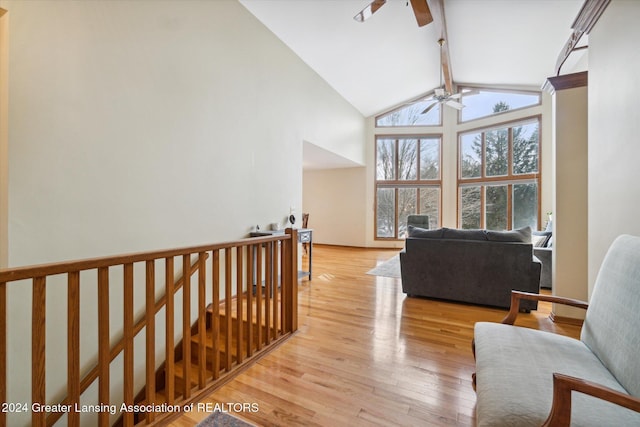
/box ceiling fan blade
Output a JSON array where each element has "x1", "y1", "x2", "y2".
[
  {"x1": 434, "y1": 88, "x2": 445, "y2": 97},
  {"x1": 461, "y1": 88, "x2": 480, "y2": 96},
  {"x1": 449, "y1": 93, "x2": 462, "y2": 99},
  {"x1": 445, "y1": 100, "x2": 465, "y2": 110},
  {"x1": 420, "y1": 101, "x2": 439, "y2": 115},
  {"x1": 409, "y1": 0, "x2": 434, "y2": 27},
  {"x1": 354, "y1": 0, "x2": 387, "y2": 23}
]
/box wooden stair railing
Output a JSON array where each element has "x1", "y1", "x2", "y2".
[
  {"x1": 45, "y1": 253, "x2": 209, "y2": 427},
  {"x1": 0, "y1": 229, "x2": 298, "y2": 427}
]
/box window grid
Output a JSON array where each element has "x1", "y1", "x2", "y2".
[
  {"x1": 375, "y1": 135, "x2": 442, "y2": 239},
  {"x1": 457, "y1": 117, "x2": 540, "y2": 230}
]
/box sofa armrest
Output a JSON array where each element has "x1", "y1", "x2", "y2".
[
  {"x1": 542, "y1": 373, "x2": 640, "y2": 427},
  {"x1": 501, "y1": 290, "x2": 589, "y2": 325}
]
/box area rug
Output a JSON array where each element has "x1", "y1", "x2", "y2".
[
  {"x1": 196, "y1": 411, "x2": 255, "y2": 427},
  {"x1": 366, "y1": 254, "x2": 401, "y2": 279}
]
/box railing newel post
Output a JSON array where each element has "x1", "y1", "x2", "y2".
[{"x1": 285, "y1": 228, "x2": 299, "y2": 333}]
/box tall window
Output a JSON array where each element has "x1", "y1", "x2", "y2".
[
  {"x1": 376, "y1": 136, "x2": 441, "y2": 239},
  {"x1": 459, "y1": 87, "x2": 540, "y2": 122},
  {"x1": 376, "y1": 96, "x2": 441, "y2": 127},
  {"x1": 458, "y1": 117, "x2": 540, "y2": 230}
]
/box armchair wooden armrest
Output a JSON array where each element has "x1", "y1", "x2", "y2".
[
  {"x1": 542, "y1": 373, "x2": 640, "y2": 427},
  {"x1": 501, "y1": 290, "x2": 589, "y2": 325}
]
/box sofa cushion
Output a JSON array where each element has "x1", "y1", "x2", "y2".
[
  {"x1": 441, "y1": 227, "x2": 488, "y2": 241},
  {"x1": 486, "y1": 226, "x2": 531, "y2": 243},
  {"x1": 581, "y1": 234, "x2": 640, "y2": 398},
  {"x1": 407, "y1": 226, "x2": 443, "y2": 238},
  {"x1": 475, "y1": 322, "x2": 640, "y2": 426}
]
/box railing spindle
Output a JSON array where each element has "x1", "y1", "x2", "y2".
[
  {"x1": 32, "y1": 276, "x2": 46, "y2": 427},
  {"x1": 285, "y1": 228, "x2": 299, "y2": 332},
  {"x1": 181, "y1": 255, "x2": 191, "y2": 398},
  {"x1": 256, "y1": 245, "x2": 263, "y2": 350},
  {"x1": 123, "y1": 263, "x2": 134, "y2": 426},
  {"x1": 67, "y1": 272, "x2": 80, "y2": 427},
  {"x1": 211, "y1": 250, "x2": 220, "y2": 380},
  {"x1": 236, "y1": 246, "x2": 244, "y2": 365},
  {"x1": 97, "y1": 268, "x2": 110, "y2": 427},
  {"x1": 224, "y1": 249, "x2": 232, "y2": 371},
  {"x1": 265, "y1": 242, "x2": 272, "y2": 346},
  {"x1": 273, "y1": 245, "x2": 279, "y2": 339},
  {"x1": 197, "y1": 252, "x2": 206, "y2": 388},
  {"x1": 164, "y1": 257, "x2": 175, "y2": 405},
  {"x1": 145, "y1": 261, "x2": 156, "y2": 423},
  {"x1": 245, "y1": 246, "x2": 254, "y2": 358}
]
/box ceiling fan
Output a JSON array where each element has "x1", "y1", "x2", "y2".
[
  {"x1": 353, "y1": 0, "x2": 433, "y2": 27},
  {"x1": 421, "y1": 38, "x2": 465, "y2": 115}
]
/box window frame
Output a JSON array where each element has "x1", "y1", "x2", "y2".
[
  {"x1": 457, "y1": 86, "x2": 542, "y2": 124},
  {"x1": 375, "y1": 134, "x2": 442, "y2": 240},
  {"x1": 374, "y1": 92, "x2": 442, "y2": 128},
  {"x1": 457, "y1": 115, "x2": 541, "y2": 230}
]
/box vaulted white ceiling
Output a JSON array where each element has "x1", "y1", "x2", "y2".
[{"x1": 240, "y1": 0, "x2": 586, "y2": 118}]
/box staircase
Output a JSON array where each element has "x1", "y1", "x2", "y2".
[
  {"x1": 0, "y1": 230, "x2": 298, "y2": 427},
  {"x1": 130, "y1": 284, "x2": 286, "y2": 425}
]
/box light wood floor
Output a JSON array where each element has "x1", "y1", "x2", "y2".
[{"x1": 167, "y1": 245, "x2": 581, "y2": 427}]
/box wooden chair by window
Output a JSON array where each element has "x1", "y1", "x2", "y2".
[{"x1": 302, "y1": 213, "x2": 309, "y2": 254}]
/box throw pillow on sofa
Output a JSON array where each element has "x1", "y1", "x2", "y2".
[
  {"x1": 532, "y1": 230, "x2": 552, "y2": 247},
  {"x1": 485, "y1": 226, "x2": 531, "y2": 243}
]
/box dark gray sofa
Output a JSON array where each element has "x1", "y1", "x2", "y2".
[{"x1": 400, "y1": 226, "x2": 541, "y2": 310}]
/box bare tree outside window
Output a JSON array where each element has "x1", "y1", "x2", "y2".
[{"x1": 376, "y1": 134, "x2": 441, "y2": 239}]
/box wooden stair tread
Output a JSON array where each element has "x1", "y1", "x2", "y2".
[
  {"x1": 145, "y1": 293, "x2": 287, "y2": 420},
  {"x1": 207, "y1": 307, "x2": 281, "y2": 327},
  {"x1": 189, "y1": 330, "x2": 237, "y2": 363},
  {"x1": 173, "y1": 359, "x2": 212, "y2": 383},
  {"x1": 206, "y1": 291, "x2": 283, "y2": 319}
]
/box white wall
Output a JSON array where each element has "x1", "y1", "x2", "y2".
[
  {"x1": 1, "y1": 0, "x2": 365, "y2": 424},
  {"x1": 549, "y1": 83, "x2": 589, "y2": 319},
  {"x1": 303, "y1": 167, "x2": 367, "y2": 246},
  {"x1": 0, "y1": 7, "x2": 7, "y2": 269},
  {"x1": 588, "y1": 0, "x2": 640, "y2": 294}
]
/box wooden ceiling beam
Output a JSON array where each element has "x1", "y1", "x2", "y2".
[{"x1": 427, "y1": 0, "x2": 453, "y2": 94}]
